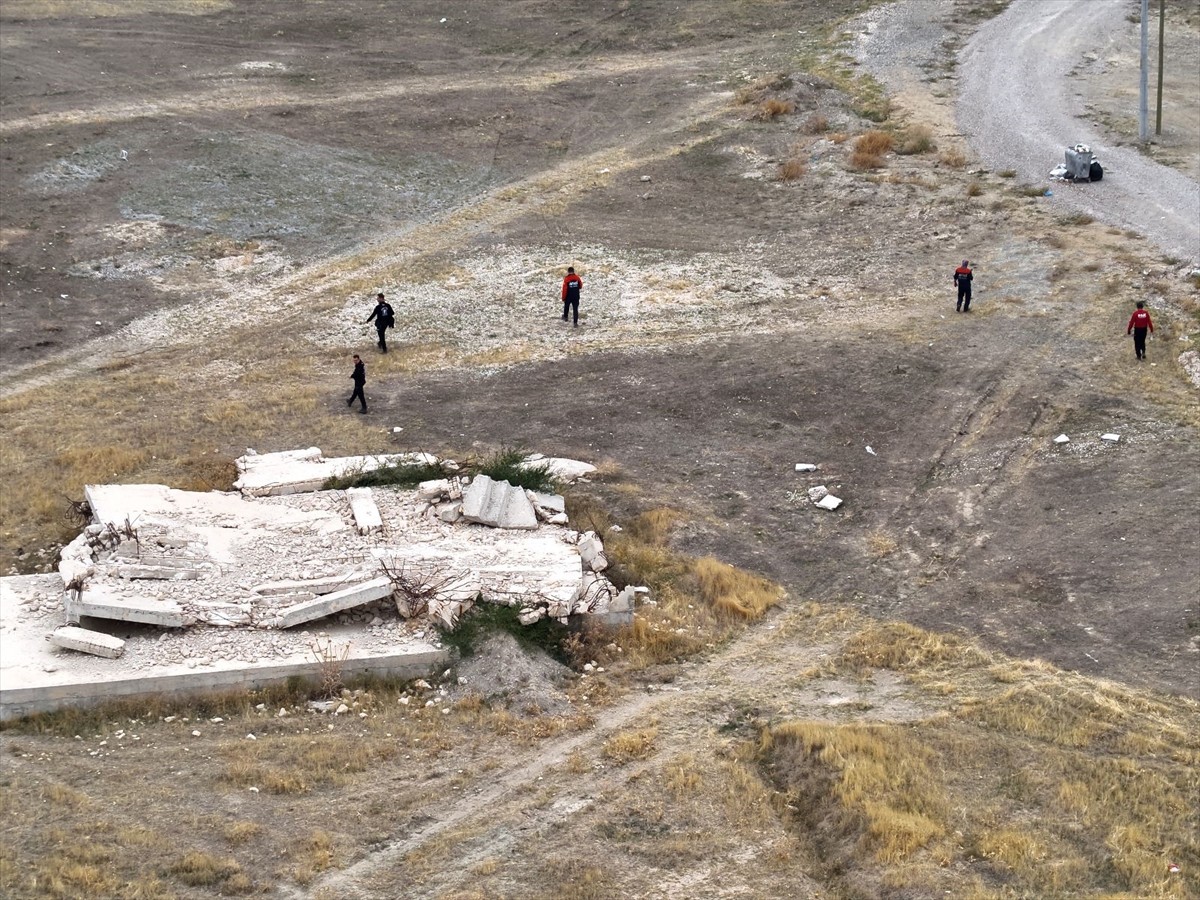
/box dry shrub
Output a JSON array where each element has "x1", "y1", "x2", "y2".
[
  {"x1": 292, "y1": 830, "x2": 336, "y2": 886},
  {"x1": 855, "y1": 129, "x2": 894, "y2": 156},
  {"x1": 602, "y1": 726, "x2": 658, "y2": 763},
  {"x1": 866, "y1": 530, "x2": 898, "y2": 558},
  {"x1": 222, "y1": 821, "x2": 263, "y2": 845},
  {"x1": 777, "y1": 158, "x2": 806, "y2": 181},
  {"x1": 828, "y1": 131, "x2": 849, "y2": 144},
  {"x1": 896, "y1": 123, "x2": 935, "y2": 155},
  {"x1": 664, "y1": 753, "x2": 702, "y2": 796},
  {"x1": 849, "y1": 148, "x2": 886, "y2": 170},
  {"x1": 166, "y1": 850, "x2": 242, "y2": 887},
  {"x1": 753, "y1": 98, "x2": 795, "y2": 121},
  {"x1": 53, "y1": 444, "x2": 149, "y2": 482},
  {"x1": 966, "y1": 182, "x2": 984, "y2": 197},
  {"x1": 939, "y1": 148, "x2": 967, "y2": 168},
  {"x1": 801, "y1": 112, "x2": 829, "y2": 134},
  {"x1": 692, "y1": 556, "x2": 782, "y2": 621}
]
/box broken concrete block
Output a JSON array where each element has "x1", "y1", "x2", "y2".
[
  {"x1": 577, "y1": 532, "x2": 608, "y2": 572},
  {"x1": 428, "y1": 596, "x2": 474, "y2": 629},
  {"x1": 276, "y1": 576, "x2": 393, "y2": 629},
  {"x1": 609, "y1": 586, "x2": 636, "y2": 614},
  {"x1": 547, "y1": 512, "x2": 569, "y2": 526},
  {"x1": 436, "y1": 501, "x2": 462, "y2": 524},
  {"x1": 51, "y1": 626, "x2": 125, "y2": 659},
  {"x1": 1054, "y1": 434, "x2": 1070, "y2": 444},
  {"x1": 417, "y1": 479, "x2": 451, "y2": 501},
  {"x1": 346, "y1": 487, "x2": 383, "y2": 535},
  {"x1": 526, "y1": 490, "x2": 567, "y2": 523},
  {"x1": 815, "y1": 494, "x2": 843, "y2": 511},
  {"x1": 460, "y1": 475, "x2": 538, "y2": 530},
  {"x1": 253, "y1": 573, "x2": 368, "y2": 596},
  {"x1": 794, "y1": 463, "x2": 818, "y2": 472},
  {"x1": 518, "y1": 607, "x2": 546, "y2": 626},
  {"x1": 68, "y1": 593, "x2": 186, "y2": 628},
  {"x1": 1100, "y1": 433, "x2": 1121, "y2": 443},
  {"x1": 807, "y1": 485, "x2": 829, "y2": 503},
  {"x1": 520, "y1": 453, "x2": 596, "y2": 483},
  {"x1": 235, "y1": 447, "x2": 322, "y2": 474}
]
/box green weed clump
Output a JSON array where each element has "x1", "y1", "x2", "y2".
[
  {"x1": 323, "y1": 457, "x2": 446, "y2": 490},
  {"x1": 474, "y1": 446, "x2": 558, "y2": 493}
]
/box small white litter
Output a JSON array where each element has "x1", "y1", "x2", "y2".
[
  {"x1": 865, "y1": 446, "x2": 877, "y2": 456},
  {"x1": 1100, "y1": 433, "x2": 1121, "y2": 443},
  {"x1": 794, "y1": 463, "x2": 818, "y2": 472},
  {"x1": 815, "y1": 494, "x2": 843, "y2": 511},
  {"x1": 1054, "y1": 434, "x2": 1070, "y2": 444}
]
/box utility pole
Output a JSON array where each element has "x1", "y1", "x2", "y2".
[
  {"x1": 1139, "y1": 0, "x2": 1149, "y2": 142},
  {"x1": 1156, "y1": 0, "x2": 1165, "y2": 136}
]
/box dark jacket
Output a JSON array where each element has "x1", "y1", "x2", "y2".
[
  {"x1": 953, "y1": 266, "x2": 973, "y2": 286},
  {"x1": 367, "y1": 301, "x2": 395, "y2": 329},
  {"x1": 562, "y1": 273, "x2": 583, "y2": 302},
  {"x1": 351, "y1": 360, "x2": 366, "y2": 386}
]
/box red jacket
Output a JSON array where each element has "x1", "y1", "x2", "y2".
[
  {"x1": 562, "y1": 272, "x2": 582, "y2": 301},
  {"x1": 1127, "y1": 309, "x2": 1153, "y2": 333}
]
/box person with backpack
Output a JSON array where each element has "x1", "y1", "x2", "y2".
[
  {"x1": 954, "y1": 260, "x2": 973, "y2": 312},
  {"x1": 1127, "y1": 300, "x2": 1154, "y2": 360},
  {"x1": 366, "y1": 292, "x2": 395, "y2": 352},
  {"x1": 561, "y1": 266, "x2": 583, "y2": 327}
]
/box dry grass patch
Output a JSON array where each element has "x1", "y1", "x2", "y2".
[
  {"x1": 895, "y1": 123, "x2": 935, "y2": 155},
  {"x1": 223, "y1": 821, "x2": 263, "y2": 845},
  {"x1": 166, "y1": 850, "x2": 245, "y2": 887},
  {"x1": 801, "y1": 111, "x2": 829, "y2": 134},
  {"x1": 865, "y1": 529, "x2": 898, "y2": 558},
  {"x1": 602, "y1": 726, "x2": 658, "y2": 764},
  {"x1": 838, "y1": 621, "x2": 989, "y2": 673},
  {"x1": 692, "y1": 556, "x2": 783, "y2": 621},
  {"x1": 849, "y1": 130, "x2": 893, "y2": 170},
  {"x1": 966, "y1": 181, "x2": 984, "y2": 197},
  {"x1": 292, "y1": 830, "x2": 337, "y2": 886},
  {"x1": 752, "y1": 98, "x2": 796, "y2": 120}
]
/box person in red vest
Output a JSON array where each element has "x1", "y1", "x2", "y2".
[
  {"x1": 561, "y1": 266, "x2": 583, "y2": 326},
  {"x1": 1127, "y1": 300, "x2": 1154, "y2": 360},
  {"x1": 954, "y1": 259, "x2": 973, "y2": 312}
]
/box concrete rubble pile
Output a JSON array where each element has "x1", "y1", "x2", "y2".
[{"x1": 45, "y1": 448, "x2": 637, "y2": 658}]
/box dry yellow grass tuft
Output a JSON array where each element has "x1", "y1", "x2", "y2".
[
  {"x1": 838, "y1": 621, "x2": 988, "y2": 672},
  {"x1": 752, "y1": 98, "x2": 795, "y2": 120},
  {"x1": 778, "y1": 158, "x2": 806, "y2": 181},
  {"x1": 865, "y1": 529, "x2": 898, "y2": 558},
  {"x1": 939, "y1": 148, "x2": 968, "y2": 168},
  {"x1": 801, "y1": 112, "x2": 829, "y2": 134},
  {"x1": 855, "y1": 129, "x2": 894, "y2": 156},
  {"x1": 693, "y1": 556, "x2": 783, "y2": 621},
  {"x1": 602, "y1": 726, "x2": 658, "y2": 763}
]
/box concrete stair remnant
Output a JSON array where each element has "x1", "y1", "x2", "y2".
[
  {"x1": 460, "y1": 475, "x2": 538, "y2": 530},
  {"x1": 346, "y1": 487, "x2": 383, "y2": 535},
  {"x1": 51, "y1": 626, "x2": 126, "y2": 659},
  {"x1": 275, "y1": 576, "x2": 394, "y2": 629}
]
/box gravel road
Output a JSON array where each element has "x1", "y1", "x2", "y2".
[
  {"x1": 858, "y1": 0, "x2": 1199, "y2": 264},
  {"x1": 959, "y1": 0, "x2": 1199, "y2": 262}
]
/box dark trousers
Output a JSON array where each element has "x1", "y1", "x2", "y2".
[
  {"x1": 562, "y1": 297, "x2": 579, "y2": 325},
  {"x1": 348, "y1": 384, "x2": 367, "y2": 411},
  {"x1": 376, "y1": 325, "x2": 388, "y2": 353},
  {"x1": 957, "y1": 283, "x2": 971, "y2": 311},
  {"x1": 1132, "y1": 327, "x2": 1147, "y2": 359}
]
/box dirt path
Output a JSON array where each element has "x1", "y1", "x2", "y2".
[
  {"x1": 301, "y1": 606, "x2": 932, "y2": 899},
  {"x1": 957, "y1": 0, "x2": 1200, "y2": 262}
]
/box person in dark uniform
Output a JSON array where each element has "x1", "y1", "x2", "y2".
[
  {"x1": 954, "y1": 260, "x2": 973, "y2": 312},
  {"x1": 561, "y1": 266, "x2": 583, "y2": 326},
  {"x1": 366, "y1": 293, "x2": 395, "y2": 353},
  {"x1": 1127, "y1": 300, "x2": 1154, "y2": 360},
  {"x1": 347, "y1": 354, "x2": 367, "y2": 413}
]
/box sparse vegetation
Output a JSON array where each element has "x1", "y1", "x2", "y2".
[
  {"x1": 752, "y1": 97, "x2": 796, "y2": 121},
  {"x1": 602, "y1": 726, "x2": 658, "y2": 763},
  {"x1": 800, "y1": 112, "x2": 829, "y2": 134},
  {"x1": 777, "y1": 158, "x2": 806, "y2": 181},
  {"x1": 895, "y1": 123, "x2": 935, "y2": 155},
  {"x1": 939, "y1": 147, "x2": 968, "y2": 168}
]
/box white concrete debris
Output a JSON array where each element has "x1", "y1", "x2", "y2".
[
  {"x1": 814, "y1": 494, "x2": 843, "y2": 511},
  {"x1": 520, "y1": 453, "x2": 597, "y2": 483},
  {"x1": 1100, "y1": 433, "x2": 1121, "y2": 443},
  {"x1": 460, "y1": 475, "x2": 538, "y2": 530},
  {"x1": 51, "y1": 626, "x2": 126, "y2": 659},
  {"x1": 233, "y1": 448, "x2": 440, "y2": 497},
  {"x1": 66, "y1": 590, "x2": 187, "y2": 628},
  {"x1": 807, "y1": 485, "x2": 829, "y2": 503},
  {"x1": 346, "y1": 487, "x2": 383, "y2": 534},
  {"x1": 577, "y1": 531, "x2": 608, "y2": 572},
  {"x1": 274, "y1": 577, "x2": 394, "y2": 629},
  {"x1": 1054, "y1": 434, "x2": 1071, "y2": 444},
  {"x1": 794, "y1": 463, "x2": 818, "y2": 472}
]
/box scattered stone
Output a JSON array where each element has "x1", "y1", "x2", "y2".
[
  {"x1": 461, "y1": 475, "x2": 538, "y2": 530},
  {"x1": 807, "y1": 485, "x2": 829, "y2": 503},
  {"x1": 1100, "y1": 433, "x2": 1121, "y2": 443},
  {"x1": 1054, "y1": 434, "x2": 1070, "y2": 444},
  {"x1": 794, "y1": 463, "x2": 818, "y2": 472},
  {"x1": 815, "y1": 494, "x2": 843, "y2": 511}
]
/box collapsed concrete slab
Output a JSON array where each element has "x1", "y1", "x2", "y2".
[
  {"x1": 253, "y1": 573, "x2": 369, "y2": 596},
  {"x1": 274, "y1": 576, "x2": 394, "y2": 629},
  {"x1": 347, "y1": 487, "x2": 383, "y2": 535},
  {"x1": 65, "y1": 590, "x2": 187, "y2": 628},
  {"x1": 233, "y1": 449, "x2": 440, "y2": 497},
  {"x1": 51, "y1": 626, "x2": 125, "y2": 659},
  {"x1": 578, "y1": 532, "x2": 608, "y2": 572},
  {"x1": 461, "y1": 475, "x2": 538, "y2": 530}
]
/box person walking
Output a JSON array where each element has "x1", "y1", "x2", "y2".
[
  {"x1": 561, "y1": 266, "x2": 583, "y2": 326},
  {"x1": 347, "y1": 354, "x2": 367, "y2": 413},
  {"x1": 954, "y1": 259, "x2": 973, "y2": 312},
  {"x1": 1127, "y1": 300, "x2": 1154, "y2": 360},
  {"x1": 366, "y1": 293, "x2": 395, "y2": 353}
]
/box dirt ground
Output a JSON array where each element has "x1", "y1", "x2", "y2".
[{"x1": 1, "y1": 0, "x2": 1199, "y2": 897}]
